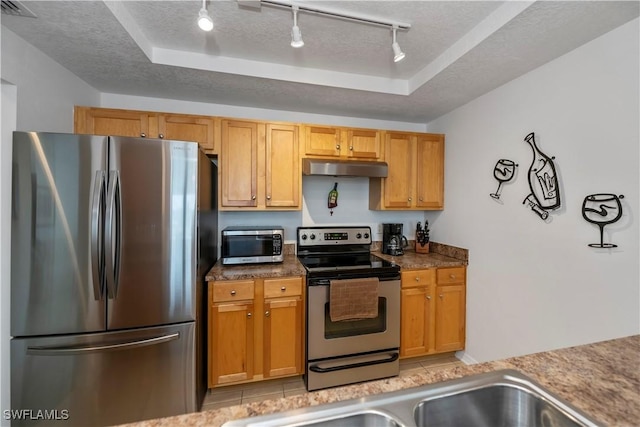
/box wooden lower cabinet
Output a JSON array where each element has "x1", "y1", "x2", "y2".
[
  {"x1": 400, "y1": 267, "x2": 466, "y2": 358},
  {"x1": 208, "y1": 277, "x2": 304, "y2": 387}
]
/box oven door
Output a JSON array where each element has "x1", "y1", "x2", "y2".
[{"x1": 307, "y1": 277, "x2": 400, "y2": 360}]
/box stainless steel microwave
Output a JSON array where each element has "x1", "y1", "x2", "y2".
[{"x1": 221, "y1": 226, "x2": 284, "y2": 265}]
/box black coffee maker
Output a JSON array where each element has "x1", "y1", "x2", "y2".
[{"x1": 382, "y1": 223, "x2": 408, "y2": 256}]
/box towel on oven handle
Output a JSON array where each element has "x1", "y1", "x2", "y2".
[{"x1": 329, "y1": 277, "x2": 379, "y2": 322}]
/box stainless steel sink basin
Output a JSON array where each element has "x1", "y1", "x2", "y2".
[{"x1": 222, "y1": 370, "x2": 602, "y2": 427}]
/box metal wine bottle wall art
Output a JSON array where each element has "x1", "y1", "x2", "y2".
[
  {"x1": 522, "y1": 132, "x2": 561, "y2": 220},
  {"x1": 582, "y1": 193, "x2": 625, "y2": 248},
  {"x1": 489, "y1": 132, "x2": 562, "y2": 221}
]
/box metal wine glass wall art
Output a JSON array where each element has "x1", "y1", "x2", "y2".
[
  {"x1": 522, "y1": 132, "x2": 561, "y2": 220},
  {"x1": 582, "y1": 193, "x2": 625, "y2": 248},
  {"x1": 490, "y1": 159, "x2": 518, "y2": 200}
]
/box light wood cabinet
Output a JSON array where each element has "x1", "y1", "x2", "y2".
[
  {"x1": 219, "y1": 119, "x2": 301, "y2": 210},
  {"x1": 400, "y1": 267, "x2": 465, "y2": 358},
  {"x1": 434, "y1": 267, "x2": 466, "y2": 352},
  {"x1": 74, "y1": 106, "x2": 218, "y2": 154},
  {"x1": 370, "y1": 132, "x2": 444, "y2": 210},
  {"x1": 303, "y1": 125, "x2": 381, "y2": 160},
  {"x1": 208, "y1": 277, "x2": 304, "y2": 387}
]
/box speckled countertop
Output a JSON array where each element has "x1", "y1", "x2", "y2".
[
  {"x1": 122, "y1": 335, "x2": 639, "y2": 427},
  {"x1": 206, "y1": 254, "x2": 306, "y2": 281},
  {"x1": 206, "y1": 241, "x2": 468, "y2": 282}
]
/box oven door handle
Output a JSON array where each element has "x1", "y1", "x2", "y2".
[{"x1": 309, "y1": 352, "x2": 399, "y2": 373}]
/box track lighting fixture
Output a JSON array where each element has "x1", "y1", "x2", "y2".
[
  {"x1": 290, "y1": 5, "x2": 304, "y2": 48},
  {"x1": 197, "y1": 0, "x2": 214, "y2": 32},
  {"x1": 391, "y1": 26, "x2": 405, "y2": 62}
]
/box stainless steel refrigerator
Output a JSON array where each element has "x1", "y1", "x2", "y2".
[{"x1": 10, "y1": 132, "x2": 217, "y2": 426}]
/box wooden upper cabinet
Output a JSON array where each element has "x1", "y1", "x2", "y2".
[
  {"x1": 303, "y1": 125, "x2": 381, "y2": 160},
  {"x1": 265, "y1": 123, "x2": 300, "y2": 208},
  {"x1": 74, "y1": 106, "x2": 155, "y2": 138},
  {"x1": 416, "y1": 134, "x2": 444, "y2": 209},
  {"x1": 220, "y1": 120, "x2": 258, "y2": 208},
  {"x1": 304, "y1": 126, "x2": 341, "y2": 157},
  {"x1": 345, "y1": 128, "x2": 381, "y2": 159},
  {"x1": 370, "y1": 131, "x2": 445, "y2": 211},
  {"x1": 158, "y1": 114, "x2": 217, "y2": 154}
]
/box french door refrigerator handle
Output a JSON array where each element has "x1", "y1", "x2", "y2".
[
  {"x1": 26, "y1": 333, "x2": 180, "y2": 355},
  {"x1": 105, "y1": 171, "x2": 121, "y2": 299},
  {"x1": 91, "y1": 171, "x2": 106, "y2": 300}
]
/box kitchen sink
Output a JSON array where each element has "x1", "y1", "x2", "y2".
[{"x1": 222, "y1": 370, "x2": 602, "y2": 427}]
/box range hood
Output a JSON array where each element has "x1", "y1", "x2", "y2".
[{"x1": 302, "y1": 158, "x2": 388, "y2": 178}]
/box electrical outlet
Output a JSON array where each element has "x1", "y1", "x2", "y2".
[{"x1": 377, "y1": 223, "x2": 383, "y2": 234}]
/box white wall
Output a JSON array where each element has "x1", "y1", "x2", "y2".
[
  {"x1": 426, "y1": 18, "x2": 640, "y2": 363},
  {"x1": 0, "y1": 27, "x2": 100, "y2": 421},
  {"x1": 1, "y1": 28, "x2": 99, "y2": 132}
]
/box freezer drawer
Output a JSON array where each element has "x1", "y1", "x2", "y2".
[{"x1": 10, "y1": 323, "x2": 196, "y2": 426}]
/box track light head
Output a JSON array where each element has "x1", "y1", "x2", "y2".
[
  {"x1": 391, "y1": 27, "x2": 405, "y2": 62},
  {"x1": 197, "y1": 6, "x2": 213, "y2": 32},
  {"x1": 290, "y1": 6, "x2": 304, "y2": 48}
]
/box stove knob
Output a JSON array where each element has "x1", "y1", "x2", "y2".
[
  {"x1": 364, "y1": 233, "x2": 370, "y2": 239},
  {"x1": 310, "y1": 234, "x2": 316, "y2": 240},
  {"x1": 301, "y1": 234, "x2": 308, "y2": 240},
  {"x1": 356, "y1": 233, "x2": 362, "y2": 239}
]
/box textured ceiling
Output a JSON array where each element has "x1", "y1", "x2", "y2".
[{"x1": 1, "y1": 1, "x2": 638, "y2": 123}]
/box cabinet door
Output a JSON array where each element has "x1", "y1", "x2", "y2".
[
  {"x1": 264, "y1": 297, "x2": 303, "y2": 378},
  {"x1": 384, "y1": 132, "x2": 415, "y2": 208},
  {"x1": 434, "y1": 284, "x2": 466, "y2": 352},
  {"x1": 305, "y1": 126, "x2": 341, "y2": 157},
  {"x1": 75, "y1": 107, "x2": 155, "y2": 138},
  {"x1": 220, "y1": 120, "x2": 258, "y2": 207},
  {"x1": 158, "y1": 114, "x2": 217, "y2": 154},
  {"x1": 400, "y1": 285, "x2": 434, "y2": 357},
  {"x1": 265, "y1": 123, "x2": 300, "y2": 208},
  {"x1": 416, "y1": 135, "x2": 444, "y2": 209},
  {"x1": 209, "y1": 301, "x2": 254, "y2": 386},
  {"x1": 346, "y1": 129, "x2": 381, "y2": 159}
]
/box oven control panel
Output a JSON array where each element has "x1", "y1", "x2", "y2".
[{"x1": 297, "y1": 226, "x2": 371, "y2": 246}]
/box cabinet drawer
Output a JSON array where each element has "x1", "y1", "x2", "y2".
[
  {"x1": 401, "y1": 269, "x2": 436, "y2": 288},
  {"x1": 212, "y1": 280, "x2": 255, "y2": 303},
  {"x1": 436, "y1": 267, "x2": 466, "y2": 284},
  {"x1": 264, "y1": 277, "x2": 303, "y2": 298}
]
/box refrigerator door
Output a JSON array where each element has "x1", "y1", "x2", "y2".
[
  {"x1": 11, "y1": 132, "x2": 107, "y2": 337},
  {"x1": 107, "y1": 137, "x2": 198, "y2": 330},
  {"x1": 10, "y1": 323, "x2": 196, "y2": 426}
]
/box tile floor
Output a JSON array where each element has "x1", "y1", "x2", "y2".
[{"x1": 201, "y1": 353, "x2": 463, "y2": 411}]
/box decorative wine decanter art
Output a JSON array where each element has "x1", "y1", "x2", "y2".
[
  {"x1": 522, "y1": 132, "x2": 561, "y2": 220},
  {"x1": 582, "y1": 193, "x2": 625, "y2": 248},
  {"x1": 490, "y1": 159, "x2": 518, "y2": 200}
]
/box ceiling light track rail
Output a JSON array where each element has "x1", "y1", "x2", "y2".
[{"x1": 260, "y1": 0, "x2": 411, "y2": 31}]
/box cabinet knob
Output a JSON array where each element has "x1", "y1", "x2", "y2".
[
  {"x1": 419, "y1": 197, "x2": 424, "y2": 202},
  {"x1": 415, "y1": 277, "x2": 420, "y2": 282},
  {"x1": 426, "y1": 295, "x2": 431, "y2": 300},
  {"x1": 140, "y1": 133, "x2": 146, "y2": 138},
  {"x1": 247, "y1": 312, "x2": 252, "y2": 318},
  {"x1": 439, "y1": 294, "x2": 444, "y2": 299},
  {"x1": 266, "y1": 195, "x2": 271, "y2": 200},
  {"x1": 265, "y1": 311, "x2": 270, "y2": 317},
  {"x1": 159, "y1": 133, "x2": 164, "y2": 139},
  {"x1": 281, "y1": 286, "x2": 286, "y2": 292},
  {"x1": 251, "y1": 195, "x2": 256, "y2": 200},
  {"x1": 349, "y1": 146, "x2": 353, "y2": 151},
  {"x1": 450, "y1": 274, "x2": 456, "y2": 279},
  {"x1": 230, "y1": 290, "x2": 236, "y2": 296},
  {"x1": 336, "y1": 144, "x2": 341, "y2": 150}
]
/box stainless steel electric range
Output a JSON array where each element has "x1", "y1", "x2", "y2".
[{"x1": 297, "y1": 226, "x2": 401, "y2": 391}]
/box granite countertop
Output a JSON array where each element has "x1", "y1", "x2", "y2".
[
  {"x1": 375, "y1": 241, "x2": 469, "y2": 269},
  {"x1": 206, "y1": 254, "x2": 306, "y2": 281},
  {"x1": 122, "y1": 335, "x2": 640, "y2": 427}
]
